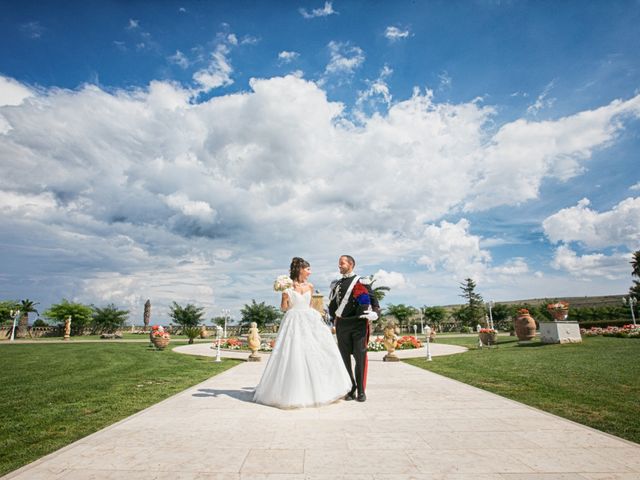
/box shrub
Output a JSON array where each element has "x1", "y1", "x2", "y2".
[{"x1": 181, "y1": 326, "x2": 201, "y2": 344}]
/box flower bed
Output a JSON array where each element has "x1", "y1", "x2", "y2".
[
  {"x1": 214, "y1": 337, "x2": 276, "y2": 351},
  {"x1": 397, "y1": 335, "x2": 422, "y2": 349},
  {"x1": 581, "y1": 324, "x2": 640, "y2": 338},
  {"x1": 367, "y1": 336, "x2": 386, "y2": 351}
]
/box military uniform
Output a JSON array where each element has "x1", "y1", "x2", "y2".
[{"x1": 328, "y1": 274, "x2": 379, "y2": 399}]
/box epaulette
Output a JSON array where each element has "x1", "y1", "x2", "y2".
[{"x1": 359, "y1": 275, "x2": 374, "y2": 286}]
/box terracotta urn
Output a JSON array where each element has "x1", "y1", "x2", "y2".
[{"x1": 515, "y1": 311, "x2": 536, "y2": 341}]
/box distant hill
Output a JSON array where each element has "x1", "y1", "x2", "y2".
[{"x1": 441, "y1": 294, "x2": 627, "y2": 310}]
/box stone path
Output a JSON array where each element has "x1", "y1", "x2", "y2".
[{"x1": 3, "y1": 343, "x2": 639, "y2": 479}]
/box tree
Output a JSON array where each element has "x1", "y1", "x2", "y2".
[
  {"x1": 43, "y1": 299, "x2": 93, "y2": 336},
  {"x1": 421, "y1": 306, "x2": 447, "y2": 331},
  {"x1": 0, "y1": 300, "x2": 19, "y2": 325},
  {"x1": 489, "y1": 303, "x2": 512, "y2": 331},
  {"x1": 240, "y1": 300, "x2": 282, "y2": 329},
  {"x1": 211, "y1": 316, "x2": 227, "y2": 328},
  {"x1": 458, "y1": 278, "x2": 484, "y2": 326},
  {"x1": 91, "y1": 304, "x2": 129, "y2": 334},
  {"x1": 169, "y1": 302, "x2": 205, "y2": 329},
  {"x1": 17, "y1": 299, "x2": 39, "y2": 338},
  {"x1": 143, "y1": 299, "x2": 151, "y2": 331},
  {"x1": 369, "y1": 279, "x2": 391, "y2": 302},
  {"x1": 630, "y1": 250, "x2": 640, "y2": 298},
  {"x1": 181, "y1": 326, "x2": 202, "y2": 344},
  {"x1": 384, "y1": 304, "x2": 417, "y2": 327}
]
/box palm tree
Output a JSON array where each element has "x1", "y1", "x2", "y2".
[
  {"x1": 91, "y1": 304, "x2": 129, "y2": 334},
  {"x1": 384, "y1": 304, "x2": 417, "y2": 327},
  {"x1": 632, "y1": 250, "x2": 640, "y2": 278},
  {"x1": 17, "y1": 299, "x2": 39, "y2": 338},
  {"x1": 369, "y1": 279, "x2": 391, "y2": 302}
]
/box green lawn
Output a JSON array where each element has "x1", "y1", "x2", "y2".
[
  {"x1": 0, "y1": 342, "x2": 241, "y2": 476},
  {"x1": 406, "y1": 335, "x2": 640, "y2": 444}
]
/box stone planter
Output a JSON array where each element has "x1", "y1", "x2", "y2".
[
  {"x1": 151, "y1": 336, "x2": 170, "y2": 350},
  {"x1": 539, "y1": 321, "x2": 582, "y2": 344},
  {"x1": 515, "y1": 314, "x2": 537, "y2": 341},
  {"x1": 479, "y1": 331, "x2": 497, "y2": 346}
]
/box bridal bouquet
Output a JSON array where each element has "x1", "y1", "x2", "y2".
[{"x1": 273, "y1": 275, "x2": 293, "y2": 292}]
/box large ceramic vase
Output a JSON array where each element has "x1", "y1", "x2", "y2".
[
  {"x1": 515, "y1": 313, "x2": 537, "y2": 341},
  {"x1": 151, "y1": 336, "x2": 170, "y2": 350}
]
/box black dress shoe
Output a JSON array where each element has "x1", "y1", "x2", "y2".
[
  {"x1": 356, "y1": 393, "x2": 366, "y2": 402},
  {"x1": 344, "y1": 391, "x2": 356, "y2": 401}
]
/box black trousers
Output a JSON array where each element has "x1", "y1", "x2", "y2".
[{"x1": 336, "y1": 317, "x2": 369, "y2": 395}]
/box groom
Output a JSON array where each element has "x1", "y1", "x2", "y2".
[{"x1": 328, "y1": 255, "x2": 379, "y2": 402}]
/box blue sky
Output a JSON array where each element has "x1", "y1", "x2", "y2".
[{"x1": 1, "y1": 1, "x2": 639, "y2": 323}]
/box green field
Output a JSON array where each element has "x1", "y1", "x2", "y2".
[
  {"x1": 0, "y1": 342, "x2": 240, "y2": 476},
  {"x1": 406, "y1": 335, "x2": 640, "y2": 444}
]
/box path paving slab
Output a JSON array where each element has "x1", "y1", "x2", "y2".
[{"x1": 3, "y1": 344, "x2": 639, "y2": 480}]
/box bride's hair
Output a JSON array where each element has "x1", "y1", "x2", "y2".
[{"x1": 289, "y1": 257, "x2": 310, "y2": 281}]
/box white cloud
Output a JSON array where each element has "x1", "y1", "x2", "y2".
[
  {"x1": 193, "y1": 43, "x2": 234, "y2": 92},
  {"x1": 372, "y1": 270, "x2": 407, "y2": 290},
  {"x1": 127, "y1": 19, "x2": 139, "y2": 30},
  {"x1": 491, "y1": 258, "x2": 529, "y2": 276},
  {"x1": 0, "y1": 76, "x2": 33, "y2": 107},
  {"x1": 438, "y1": 71, "x2": 452, "y2": 90},
  {"x1": 278, "y1": 51, "x2": 300, "y2": 63},
  {"x1": 543, "y1": 197, "x2": 640, "y2": 250},
  {"x1": 527, "y1": 80, "x2": 556, "y2": 115},
  {"x1": 1, "y1": 74, "x2": 639, "y2": 315},
  {"x1": 163, "y1": 193, "x2": 217, "y2": 222},
  {"x1": 417, "y1": 220, "x2": 492, "y2": 278},
  {"x1": 355, "y1": 65, "x2": 393, "y2": 114},
  {"x1": 300, "y1": 2, "x2": 338, "y2": 19},
  {"x1": 464, "y1": 93, "x2": 640, "y2": 210},
  {"x1": 630, "y1": 181, "x2": 640, "y2": 191},
  {"x1": 384, "y1": 26, "x2": 410, "y2": 41},
  {"x1": 325, "y1": 41, "x2": 365, "y2": 76},
  {"x1": 179, "y1": 7, "x2": 187, "y2": 13},
  {"x1": 20, "y1": 21, "x2": 44, "y2": 39},
  {"x1": 168, "y1": 50, "x2": 189, "y2": 69},
  {"x1": 551, "y1": 245, "x2": 629, "y2": 280}
]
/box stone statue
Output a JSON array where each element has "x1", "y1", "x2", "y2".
[
  {"x1": 199, "y1": 325, "x2": 208, "y2": 339},
  {"x1": 247, "y1": 322, "x2": 261, "y2": 362},
  {"x1": 64, "y1": 315, "x2": 71, "y2": 341},
  {"x1": 382, "y1": 319, "x2": 399, "y2": 362}
]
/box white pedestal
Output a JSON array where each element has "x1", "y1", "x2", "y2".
[{"x1": 539, "y1": 321, "x2": 582, "y2": 344}]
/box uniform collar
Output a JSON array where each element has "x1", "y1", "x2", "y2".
[{"x1": 341, "y1": 271, "x2": 356, "y2": 279}]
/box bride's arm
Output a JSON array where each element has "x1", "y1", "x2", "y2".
[{"x1": 281, "y1": 291, "x2": 290, "y2": 311}]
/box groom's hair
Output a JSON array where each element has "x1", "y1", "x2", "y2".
[{"x1": 341, "y1": 255, "x2": 355, "y2": 267}]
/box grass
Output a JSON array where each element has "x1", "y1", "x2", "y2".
[
  {"x1": 406, "y1": 335, "x2": 640, "y2": 444},
  {"x1": 0, "y1": 342, "x2": 241, "y2": 476}
]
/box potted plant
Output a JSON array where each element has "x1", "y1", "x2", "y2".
[
  {"x1": 479, "y1": 327, "x2": 497, "y2": 346},
  {"x1": 150, "y1": 325, "x2": 170, "y2": 350},
  {"x1": 547, "y1": 301, "x2": 569, "y2": 321}
]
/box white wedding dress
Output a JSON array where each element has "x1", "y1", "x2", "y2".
[{"x1": 253, "y1": 288, "x2": 352, "y2": 408}]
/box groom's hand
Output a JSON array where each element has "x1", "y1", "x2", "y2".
[{"x1": 360, "y1": 311, "x2": 378, "y2": 321}]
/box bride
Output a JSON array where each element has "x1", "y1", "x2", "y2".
[{"x1": 253, "y1": 257, "x2": 352, "y2": 408}]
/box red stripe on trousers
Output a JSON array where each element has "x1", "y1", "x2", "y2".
[{"x1": 363, "y1": 321, "x2": 370, "y2": 390}]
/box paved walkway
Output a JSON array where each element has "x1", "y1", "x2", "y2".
[{"x1": 4, "y1": 344, "x2": 640, "y2": 479}]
